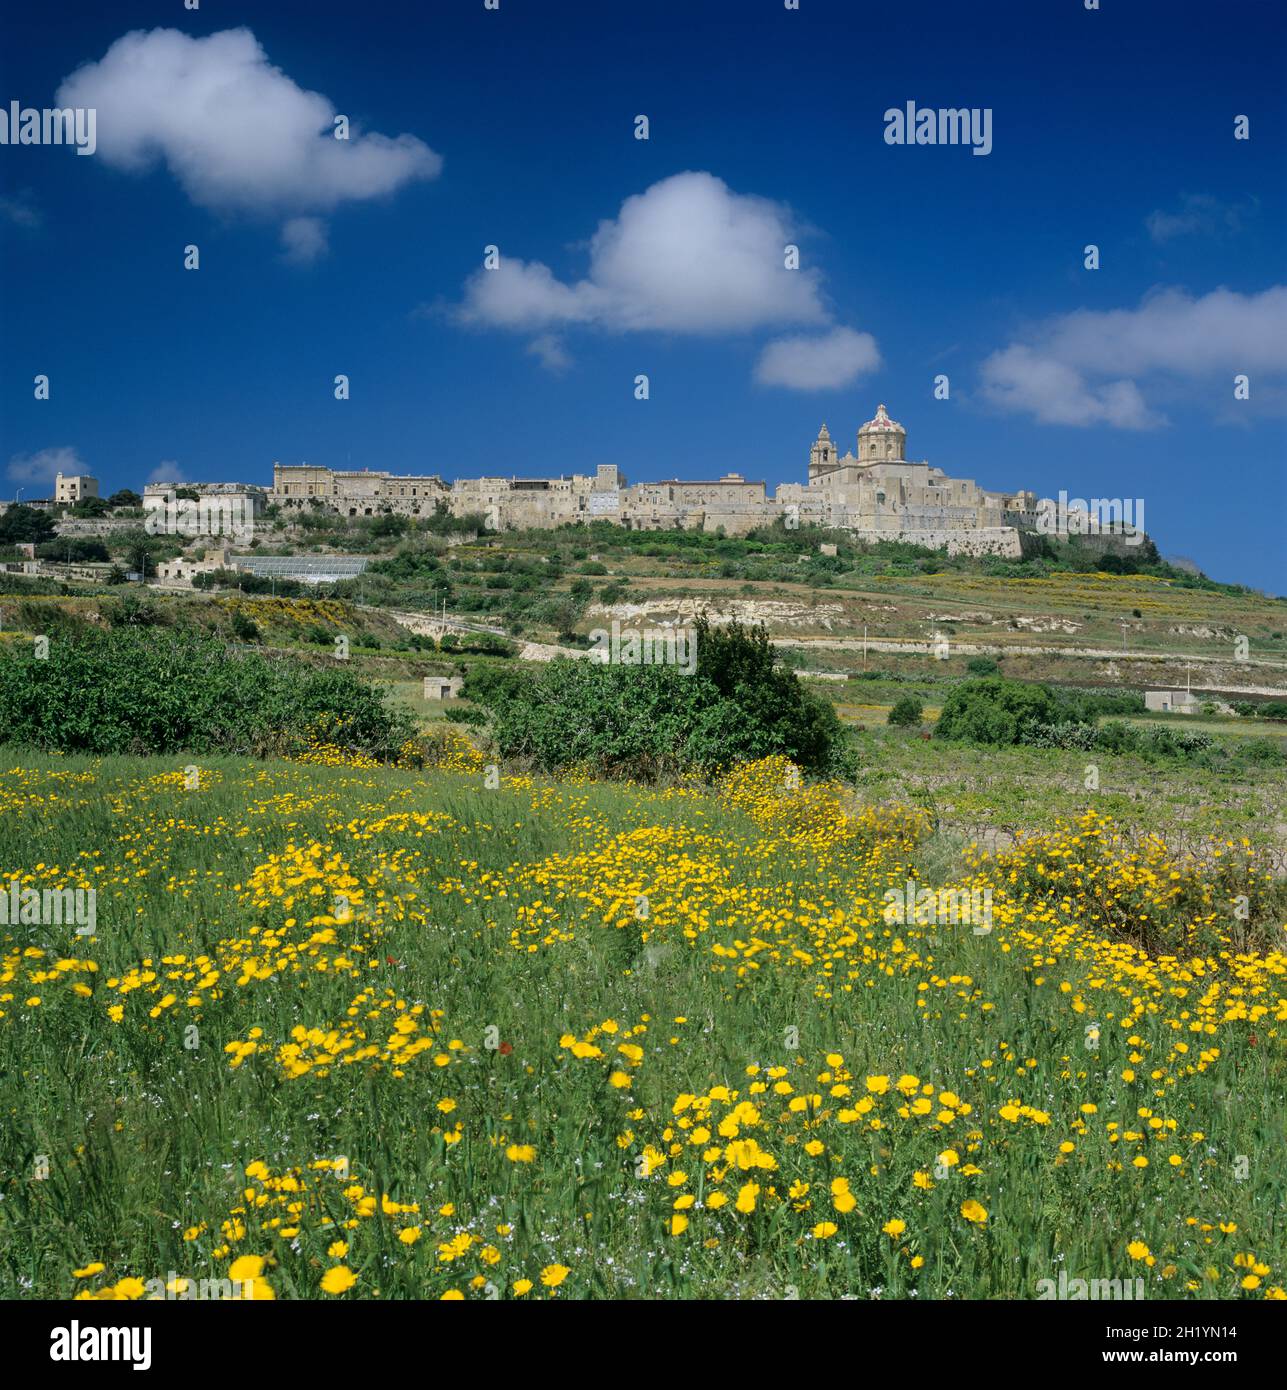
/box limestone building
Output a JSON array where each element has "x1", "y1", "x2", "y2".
[
  {"x1": 778, "y1": 405, "x2": 1035, "y2": 556},
  {"x1": 55, "y1": 471, "x2": 98, "y2": 503},
  {"x1": 262, "y1": 403, "x2": 1034, "y2": 555}
]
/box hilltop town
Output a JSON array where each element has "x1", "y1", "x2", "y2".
[
  {"x1": 5, "y1": 404, "x2": 1158, "y2": 589},
  {"x1": 263, "y1": 403, "x2": 1041, "y2": 556}
]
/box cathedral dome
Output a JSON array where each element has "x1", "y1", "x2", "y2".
[
  {"x1": 857, "y1": 403, "x2": 906, "y2": 463},
  {"x1": 858, "y1": 403, "x2": 904, "y2": 435}
]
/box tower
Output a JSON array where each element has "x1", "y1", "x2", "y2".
[
  {"x1": 857, "y1": 403, "x2": 906, "y2": 464},
  {"x1": 809, "y1": 423, "x2": 839, "y2": 482}
]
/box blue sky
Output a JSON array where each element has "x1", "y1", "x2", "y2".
[{"x1": 1, "y1": 0, "x2": 1283, "y2": 590}]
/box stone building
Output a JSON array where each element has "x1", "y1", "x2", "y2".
[
  {"x1": 260, "y1": 404, "x2": 1034, "y2": 553},
  {"x1": 55, "y1": 471, "x2": 98, "y2": 503},
  {"x1": 1144, "y1": 689, "x2": 1200, "y2": 714},
  {"x1": 780, "y1": 405, "x2": 1029, "y2": 556},
  {"x1": 423, "y1": 676, "x2": 464, "y2": 700}
]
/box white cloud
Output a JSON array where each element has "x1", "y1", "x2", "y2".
[
  {"x1": 56, "y1": 26, "x2": 440, "y2": 252},
  {"x1": 526, "y1": 334, "x2": 572, "y2": 373},
  {"x1": 6, "y1": 445, "x2": 87, "y2": 488},
  {"x1": 981, "y1": 286, "x2": 1287, "y2": 427},
  {"x1": 148, "y1": 461, "x2": 190, "y2": 486},
  {"x1": 1146, "y1": 193, "x2": 1254, "y2": 243},
  {"x1": 754, "y1": 327, "x2": 881, "y2": 391},
  {"x1": 280, "y1": 216, "x2": 329, "y2": 266},
  {"x1": 460, "y1": 171, "x2": 828, "y2": 336},
  {"x1": 980, "y1": 346, "x2": 1161, "y2": 429}
]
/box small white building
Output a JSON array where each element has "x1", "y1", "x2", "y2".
[
  {"x1": 1145, "y1": 689, "x2": 1200, "y2": 714},
  {"x1": 424, "y1": 676, "x2": 464, "y2": 700}
]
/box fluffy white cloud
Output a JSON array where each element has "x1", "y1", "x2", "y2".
[
  {"x1": 57, "y1": 27, "x2": 440, "y2": 217},
  {"x1": 754, "y1": 327, "x2": 881, "y2": 391},
  {"x1": 6, "y1": 445, "x2": 86, "y2": 487},
  {"x1": 461, "y1": 171, "x2": 828, "y2": 335},
  {"x1": 980, "y1": 346, "x2": 1160, "y2": 429},
  {"x1": 280, "y1": 216, "x2": 329, "y2": 265},
  {"x1": 981, "y1": 286, "x2": 1287, "y2": 427}
]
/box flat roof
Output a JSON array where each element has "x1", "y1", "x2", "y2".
[{"x1": 651, "y1": 478, "x2": 766, "y2": 487}]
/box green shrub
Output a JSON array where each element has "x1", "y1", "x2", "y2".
[
  {"x1": 935, "y1": 677, "x2": 1057, "y2": 745},
  {"x1": 35, "y1": 537, "x2": 110, "y2": 563},
  {"x1": 105, "y1": 594, "x2": 168, "y2": 628},
  {"x1": 1233, "y1": 700, "x2": 1287, "y2": 721},
  {"x1": 966, "y1": 656, "x2": 999, "y2": 676},
  {"x1": 1236, "y1": 737, "x2": 1285, "y2": 766},
  {"x1": 230, "y1": 610, "x2": 261, "y2": 642},
  {"x1": 471, "y1": 617, "x2": 852, "y2": 780},
  {"x1": 0, "y1": 628, "x2": 413, "y2": 759},
  {"x1": 887, "y1": 696, "x2": 924, "y2": 727},
  {"x1": 463, "y1": 664, "x2": 536, "y2": 710},
  {"x1": 443, "y1": 705, "x2": 487, "y2": 725},
  {"x1": 1021, "y1": 720, "x2": 1098, "y2": 750}
]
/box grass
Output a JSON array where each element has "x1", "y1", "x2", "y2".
[{"x1": 1, "y1": 747, "x2": 1284, "y2": 1301}]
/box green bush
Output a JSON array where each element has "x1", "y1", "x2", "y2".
[
  {"x1": 887, "y1": 696, "x2": 924, "y2": 727},
  {"x1": 462, "y1": 664, "x2": 536, "y2": 709},
  {"x1": 443, "y1": 705, "x2": 487, "y2": 725},
  {"x1": 965, "y1": 656, "x2": 999, "y2": 676},
  {"x1": 105, "y1": 594, "x2": 168, "y2": 628},
  {"x1": 1020, "y1": 720, "x2": 1098, "y2": 750},
  {"x1": 470, "y1": 617, "x2": 852, "y2": 780},
  {"x1": 230, "y1": 610, "x2": 261, "y2": 642},
  {"x1": 1233, "y1": 700, "x2": 1287, "y2": 721},
  {"x1": 35, "y1": 537, "x2": 110, "y2": 563},
  {"x1": 0, "y1": 629, "x2": 413, "y2": 759},
  {"x1": 935, "y1": 677, "x2": 1057, "y2": 745}
]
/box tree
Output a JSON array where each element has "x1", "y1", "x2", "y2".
[
  {"x1": 934, "y1": 677, "x2": 1057, "y2": 745},
  {"x1": 0, "y1": 504, "x2": 57, "y2": 545},
  {"x1": 35, "y1": 537, "x2": 110, "y2": 563},
  {"x1": 108, "y1": 489, "x2": 142, "y2": 508},
  {"x1": 888, "y1": 695, "x2": 924, "y2": 727},
  {"x1": 125, "y1": 541, "x2": 155, "y2": 578}
]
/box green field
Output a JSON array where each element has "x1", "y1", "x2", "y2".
[{"x1": 2, "y1": 745, "x2": 1284, "y2": 1301}]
